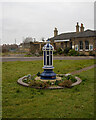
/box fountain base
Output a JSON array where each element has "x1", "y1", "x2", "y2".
[{"x1": 40, "y1": 69, "x2": 56, "y2": 80}]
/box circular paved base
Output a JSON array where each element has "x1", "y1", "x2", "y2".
[{"x1": 35, "y1": 76, "x2": 61, "y2": 82}]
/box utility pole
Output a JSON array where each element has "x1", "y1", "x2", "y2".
[{"x1": 15, "y1": 38, "x2": 16, "y2": 44}]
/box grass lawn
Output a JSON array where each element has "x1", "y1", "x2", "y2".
[{"x1": 2, "y1": 59, "x2": 94, "y2": 118}]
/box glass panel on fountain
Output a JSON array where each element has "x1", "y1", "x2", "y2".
[
  {"x1": 50, "y1": 51, "x2": 52, "y2": 65},
  {"x1": 47, "y1": 51, "x2": 49, "y2": 55},
  {"x1": 47, "y1": 51, "x2": 49, "y2": 65},
  {"x1": 47, "y1": 56, "x2": 49, "y2": 65},
  {"x1": 44, "y1": 51, "x2": 46, "y2": 65}
]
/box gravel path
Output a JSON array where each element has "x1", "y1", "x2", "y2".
[{"x1": 70, "y1": 64, "x2": 96, "y2": 75}]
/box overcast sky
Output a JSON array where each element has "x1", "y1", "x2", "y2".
[{"x1": 0, "y1": 2, "x2": 95, "y2": 45}]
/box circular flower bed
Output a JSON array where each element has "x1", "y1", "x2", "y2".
[{"x1": 21, "y1": 73, "x2": 78, "y2": 89}]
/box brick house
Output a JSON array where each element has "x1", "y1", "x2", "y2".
[{"x1": 49, "y1": 23, "x2": 96, "y2": 55}]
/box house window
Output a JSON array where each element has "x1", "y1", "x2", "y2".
[
  {"x1": 79, "y1": 41, "x2": 83, "y2": 50},
  {"x1": 61, "y1": 42, "x2": 64, "y2": 49},
  {"x1": 65, "y1": 42, "x2": 67, "y2": 48},
  {"x1": 89, "y1": 45, "x2": 93, "y2": 51},
  {"x1": 85, "y1": 41, "x2": 89, "y2": 50},
  {"x1": 75, "y1": 45, "x2": 78, "y2": 51},
  {"x1": 70, "y1": 42, "x2": 72, "y2": 49}
]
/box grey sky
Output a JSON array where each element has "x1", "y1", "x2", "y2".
[{"x1": 1, "y1": 2, "x2": 94, "y2": 45}]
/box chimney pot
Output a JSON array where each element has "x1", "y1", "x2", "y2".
[
  {"x1": 81, "y1": 23, "x2": 83, "y2": 27},
  {"x1": 76, "y1": 22, "x2": 79, "y2": 33},
  {"x1": 80, "y1": 23, "x2": 84, "y2": 32},
  {"x1": 54, "y1": 27, "x2": 58, "y2": 37}
]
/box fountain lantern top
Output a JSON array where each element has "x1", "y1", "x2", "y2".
[{"x1": 42, "y1": 39, "x2": 54, "y2": 51}]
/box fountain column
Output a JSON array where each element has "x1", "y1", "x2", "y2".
[{"x1": 40, "y1": 39, "x2": 56, "y2": 80}]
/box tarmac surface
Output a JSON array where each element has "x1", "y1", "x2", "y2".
[{"x1": 1, "y1": 56, "x2": 95, "y2": 62}]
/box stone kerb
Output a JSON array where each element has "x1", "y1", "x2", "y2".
[
  {"x1": 17, "y1": 74, "x2": 82, "y2": 89},
  {"x1": 17, "y1": 76, "x2": 29, "y2": 87},
  {"x1": 71, "y1": 76, "x2": 82, "y2": 87}
]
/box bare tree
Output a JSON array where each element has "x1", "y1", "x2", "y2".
[{"x1": 41, "y1": 37, "x2": 45, "y2": 42}]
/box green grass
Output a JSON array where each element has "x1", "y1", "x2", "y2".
[
  {"x1": 54, "y1": 59, "x2": 94, "y2": 74},
  {"x1": 2, "y1": 52, "x2": 27, "y2": 56},
  {"x1": 2, "y1": 59, "x2": 94, "y2": 118}
]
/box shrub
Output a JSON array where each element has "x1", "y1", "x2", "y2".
[
  {"x1": 42, "y1": 82, "x2": 49, "y2": 88},
  {"x1": 89, "y1": 51, "x2": 95, "y2": 56},
  {"x1": 66, "y1": 75, "x2": 77, "y2": 83},
  {"x1": 37, "y1": 72, "x2": 41, "y2": 77},
  {"x1": 57, "y1": 48, "x2": 62, "y2": 53},
  {"x1": 62, "y1": 77, "x2": 67, "y2": 81},
  {"x1": 27, "y1": 74, "x2": 31, "y2": 79},
  {"x1": 47, "y1": 81, "x2": 51, "y2": 85},
  {"x1": 54, "y1": 80, "x2": 61, "y2": 85},
  {"x1": 68, "y1": 49, "x2": 79, "y2": 56},
  {"x1": 57, "y1": 48, "x2": 63, "y2": 55},
  {"x1": 23, "y1": 76, "x2": 31, "y2": 83},
  {"x1": 58, "y1": 74, "x2": 64, "y2": 77},
  {"x1": 39, "y1": 51, "x2": 43, "y2": 56},
  {"x1": 59, "y1": 51, "x2": 63, "y2": 55},
  {"x1": 62, "y1": 75, "x2": 76, "y2": 83},
  {"x1": 53, "y1": 51, "x2": 57, "y2": 55},
  {"x1": 29, "y1": 80, "x2": 49, "y2": 88},
  {"x1": 23, "y1": 79, "x2": 28, "y2": 83},
  {"x1": 79, "y1": 53, "x2": 86, "y2": 56},
  {"x1": 59, "y1": 80, "x2": 72, "y2": 88},
  {"x1": 24, "y1": 54, "x2": 33, "y2": 57},
  {"x1": 63, "y1": 48, "x2": 71, "y2": 55},
  {"x1": 29, "y1": 80, "x2": 37, "y2": 87}
]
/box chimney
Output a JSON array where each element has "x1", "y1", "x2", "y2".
[
  {"x1": 54, "y1": 27, "x2": 58, "y2": 37},
  {"x1": 80, "y1": 23, "x2": 84, "y2": 32},
  {"x1": 76, "y1": 22, "x2": 79, "y2": 33}
]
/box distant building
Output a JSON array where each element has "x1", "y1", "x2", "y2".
[
  {"x1": 2, "y1": 44, "x2": 18, "y2": 53},
  {"x1": 19, "y1": 41, "x2": 45, "y2": 54},
  {"x1": 49, "y1": 22, "x2": 96, "y2": 55}
]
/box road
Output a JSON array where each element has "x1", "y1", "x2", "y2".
[{"x1": 1, "y1": 56, "x2": 95, "y2": 62}]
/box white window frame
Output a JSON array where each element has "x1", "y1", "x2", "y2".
[
  {"x1": 79, "y1": 49, "x2": 83, "y2": 51},
  {"x1": 72, "y1": 45, "x2": 74, "y2": 49},
  {"x1": 85, "y1": 49, "x2": 89, "y2": 51},
  {"x1": 89, "y1": 45, "x2": 93, "y2": 51},
  {"x1": 85, "y1": 41, "x2": 89, "y2": 51},
  {"x1": 75, "y1": 45, "x2": 78, "y2": 51},
  {"x1": 79, "y1": 41, "x2": 83, "y2": 51}
]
